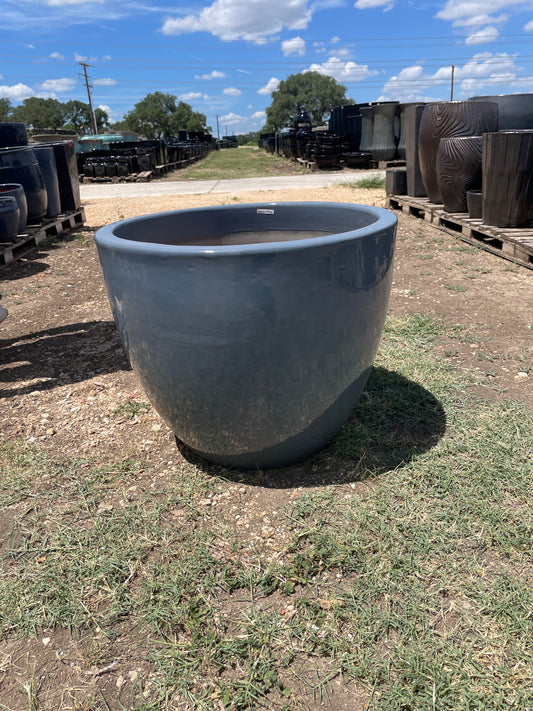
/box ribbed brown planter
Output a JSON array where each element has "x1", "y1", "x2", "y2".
[
  {"x1": 437, "y1": 136, "x2": 482, "y2": 213},
  {"x1": 404, "y1": 104, "x2": 426, "y2": 197},
  {"x1": 418, "y1": 101, "x2": 498, "y2": 204},
  {"x1": 482, "y1": 131, "x2": 533, "y2": 228}
]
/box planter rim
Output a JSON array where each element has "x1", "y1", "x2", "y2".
[{"x1": 95, "y1": 201, "x2": 397, "y2": 258}]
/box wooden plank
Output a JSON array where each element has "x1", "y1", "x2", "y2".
[
  {"x1": 0, "y1": 209, "x2": 86, "y2": 267},
  {"x1": 387, "y1": 194, "x2": 533, "y2": 270}
]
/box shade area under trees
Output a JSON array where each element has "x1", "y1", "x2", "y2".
[{"x1": 263, "y1": 71, "x2": 353, "y2": 132}]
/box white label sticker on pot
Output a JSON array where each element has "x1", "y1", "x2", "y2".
[{"x1": 257, "y1": 209, "x2": 274, "y2": 214}]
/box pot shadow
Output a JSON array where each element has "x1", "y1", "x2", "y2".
[
  {"x1": 0, "y1": 320, "x2": 130, "y2": 398},
  {"x1": 176, "y1": 367, "x2": 446, "y2": 488}
]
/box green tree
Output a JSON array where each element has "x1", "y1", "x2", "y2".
[
  {"x1": 94, "y1": 106, "x2": 110, "y2": 132},
  {"x1": 264, "y1": 71, "x2": 352, "y2": 131},
  {"x1": 0, "y1": 98, "x2": 12, "y2": 121},
  {"x1": 11, "y1": 97, "x2": 67, "y2": 131},
  {"x1": 63, "y1": 100, "x2": 92, "y2": 133},
  {"x1": 123, "y1": 92, "x2": 207, "y2": 138}
]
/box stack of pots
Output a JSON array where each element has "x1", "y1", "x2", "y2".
[{"x1": 0, "y1": 121, "x2": 48, "y2": 240}]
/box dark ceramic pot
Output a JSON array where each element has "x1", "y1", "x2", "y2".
[
  {"x1": 468, "y1": 94, "x2": 533, "y2": 130},
  {"x1": 467, "y1": 190, "x2": 483, "y2": 219},
  {"x1": 404, "y1": 104, "x2": 426, "y2": 197},
  {"x1": 0, "y1": 122, "x2": 28, "y2": 147},
  {"x1": 0, "y1": 195, "x2": 20, "y2": 243},
  {"x1": 0, "y1": 146, "x2": 47, "y2": 221},
  {"x1": 418, "y1": 101, "x2": 498, "y2": 204},
  {"x1": 368, "y1": 103, "x2": 398, "y2": 161},
  {"x1": 96, "y1": 202, "x2": 397, "y2": 469},
  {"x1": 37, "y1": 141, "x2": 81, "y2": 212},
  {"x1": 482, "y1": 130, "x2": 533, "y2": 228},
  {"x1": 359, "y1": 106, "x2": 374, "y2": 154},
  {"x1": 0, "y1": 183, "x2": 28, "y2": 233},
  {"x1": 437, "y1": 136, "x2": 483, "y2": 213},
  {"x1": 396, "y1": 102, "x2": 421, "y2": 160},
  {"x1": 33, "y1": 145, "x2": 61, "y2": 217}
]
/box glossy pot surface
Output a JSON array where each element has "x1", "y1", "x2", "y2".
[
  {"x1": 0, "y1": 183, "x2": 28, "y2": 233},
  {"x1": 0, "y1": 146, "x2": 47, "y2": 221},
  {"x1": 33, "y1": 145, "x2": 61, "y2": 217},
  {"x1": 0, "y1": 195, "x2": 20, "y2": 242},
  {"x1": 0, "y1": 122, "x2": 28, "y2": 147},
  {"x1": 96, "y1": 202, "x2": 397, "y2": 469}
]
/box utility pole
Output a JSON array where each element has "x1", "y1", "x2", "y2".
[
  {"x1": 216, "y1": 114, "x2": 220, "y2": 139},
  {"x1": 450, "y1": 64, "x2": 455, "y2": 101},
  {"x1": 78, "y1": 62, "x2": 98, "y2": 135}
]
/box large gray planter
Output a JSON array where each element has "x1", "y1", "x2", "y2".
[{"x1": 96, "y1": 202, "x2": 397, "y2": 469}]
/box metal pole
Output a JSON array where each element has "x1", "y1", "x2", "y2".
[{"x1": 450, "y1": 64, "x2": 455, "y2": 101}]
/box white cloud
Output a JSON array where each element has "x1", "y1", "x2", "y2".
[
  {"x1": 39, "y1": 77, "x2": 76, "y2": 92},
  {"x1": 161, "y1": 0, "x2": 311, "y2": 41},
  {"x1": 223, "y1": 87, "x2": 242, "y2": 96},
  {"x1": 50, "y1": 52, "x2": 64, "y2": 60},
  {"x1": 354, "y1": 0, "x2": 395, "y2": 9},
  {"x1": 74, "y1": 52, "x2": 88, "y2": 62},
  {"x1": 93, "y1": 77, "x2": 117, "y2": 86},
  {"x1": 252, "y1": 110, "x2": 266, "y2": 119},
  {"x1": 179, "y1": 91, "x2": 202, "y2": 100},
  {"x1": 0, "y1": 83, "x2": 36, "y2": 101},
  {"x1": 525, "y1": 20, "x2": 533, "y2": 31},
  {"x1": 195, "y1": 70, "x2": 226, "y2": 80},
  {"x1": 258, "y1": 77, "x2": 280, "y2": 94},
  {"x1": 377, "y1": 52, "x2": 521, "y2": 102},
  {"x1": 282, "y1": 36, "x2": 306, "y2": 56},
  {"x1": 436, "y1": 0, "x2": 523, "y2": 27},
  {"x1": 220, "y1": 111, "x2": 244, "y2": 126},
  {"x1": 46, "y1": 0, "x2": 105, "y2": 5},
  {"x1": 306, "y1": 56, "x2": 378, "y2": 82},
  {"x1": 97, "y1": 103, "x2": 120, "y2": 119},
  {"x1": 465, "y1": 25, "x2": 499, "y2": 44},
  {"x1": 103, "y1": 54, "x2": 112, "y2": 61}
]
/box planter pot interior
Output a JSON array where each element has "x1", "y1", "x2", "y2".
[{"x1": 96, "y1": 203, "x2": 397, "y2": 469}]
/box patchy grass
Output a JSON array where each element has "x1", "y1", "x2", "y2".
[
  {"x1": 1, "y1": 315, "x2": 532, "y2": 709},
  {"x1": 343, "y1": 176, "x2": 386, "y2": 190},
  {"x1": 169, "y1": 145, "x2": 306, "y2": 181}
]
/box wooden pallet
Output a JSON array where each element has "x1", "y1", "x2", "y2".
[
  {"x1": 0, "y1": 208, "x2": 86, "y2": 267},
  {"x1": 387, "y1": 195, "x2": 533, "y2": 270}
]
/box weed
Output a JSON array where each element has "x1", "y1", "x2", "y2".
[
  {"x1": 114, "y1": 399, "x2": 151, "y2": 419},
  {"x1": 444, "y1": 284, "x2": 467, "y2": 292},
  {"x1": 346, "y1": 176, "x2": 385, "y2": 190}
]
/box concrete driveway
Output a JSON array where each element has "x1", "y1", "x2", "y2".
[{"x1": 79, "y1": 170, "x2": 385, "y2": 199}]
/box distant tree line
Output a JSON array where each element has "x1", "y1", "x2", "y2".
[
  {"x1": 0, "y1": 97, "x2": 109, "y2": 134},
  {"x1": 1, "y1": 72, "x2": 351, "y2": 139}
]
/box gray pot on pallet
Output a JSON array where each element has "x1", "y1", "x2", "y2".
[{"x1": 95, "y1": 202, "x2": 397, "y2": 469}]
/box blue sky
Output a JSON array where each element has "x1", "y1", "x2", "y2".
[{"x1": 1, "y1": 0, "x2": 533, "y2": 135}]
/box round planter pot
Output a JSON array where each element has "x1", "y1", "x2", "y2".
[
  {"x1": 33, "y1": 145, "x2": 61, "y2": 217},
  {"x1": 0, "y1": 183, "x2": 28, "y2": 233},
  {"x1": 418, "y1": 101, "x2": 498, "y2": 204},
  {"x1": 95, "y1": 202, "x2": 397, "y2": 469},
  {"x1": 0, "y1": 122, "x2": 28, "y2": 147},
  {"x1": 437, "y1": 136, "x2": 483, "y2": 213},
  {"x1": 0, "y1": 146, "x2": 47, "y2": 221},
  {"x1": 0, "y1": 195, "x2": 20, "y2": 243},
  {"x1": 467, "y1": 190, "x2": 483, "y2": 219}
]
